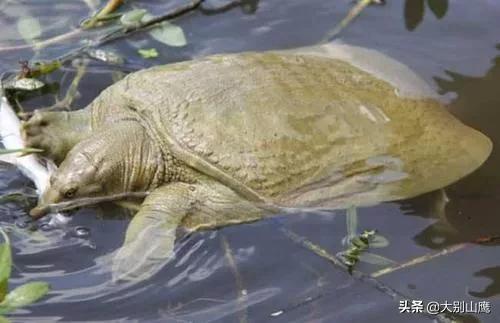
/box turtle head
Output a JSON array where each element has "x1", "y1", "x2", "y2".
[{"x1": 30, "y1": 143, "x2": 104, "y2": 219}]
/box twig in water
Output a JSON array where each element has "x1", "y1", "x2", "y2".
[
  {"x1": 280, "y1": 228, "x2": 454, "y2": 323},
  {"x1": 321, "y1": 0, "x2": 380, "y2": 43},
  {"x1": 0, "y1": 0, "x2": 203, "y2": 54},
  {"x1": 371, "y1": 243, "x2": 467, "y2": 278},
  {"x1": 45, "y1": 59, "x2": 88, "y2": 111},
  {"x1": 0, "y1": 148, "x2": 43, "y2": 155},
  {"x1": 82, "y1": 0, "x2": 125, "y2": 29},
  {"x1": 221, "y1": 236, "x2": 248, "y2": 323},
  {"x1": 30, "y1": 191, "x2": 150, "y2": 218}
]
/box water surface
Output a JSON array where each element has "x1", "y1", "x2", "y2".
[{"x1": 1, "y1": 1, "x2": 500, "y2": 322}]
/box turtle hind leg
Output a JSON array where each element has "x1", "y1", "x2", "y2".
[
  {"x1": 21, "y1": 108, "x2": 91, "y2": 164},
  {"x1": 111, "y1": 180, "x2": 265, "y2": 282}
]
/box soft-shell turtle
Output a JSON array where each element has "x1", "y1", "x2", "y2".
[{"x1": 22, "y1": 43, "x2": 492, "y2": 280}]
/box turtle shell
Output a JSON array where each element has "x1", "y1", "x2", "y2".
[{"x1": 89, "y1": 50, "x2": 492, "y2": 209}]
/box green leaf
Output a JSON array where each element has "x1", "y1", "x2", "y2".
[
  {"x1": 0, "y1": 230, "x2": 11, "y2": 301},
  {"x1": 404, "y1": 0, "x2": 425, "y2": 31},
  {"x1": 0, "y1": 306, "x2": 13, "y2": 316},
  {"x1": 0, "y1": 282, "x2": 49, "y2": 309},
  {"x1": 17, "y1": 16, "x2": 42, "y2": 42},
  {"x1": 149, "y1": 22, "x2": 187, "y2": 47},
  {"x1": 120, "y1": 9, "x2": 147, "y2": 27},
  {"x1": 427, "y1": 0, "x2": 448, "y2": 19},
  {"x1": 0, "y1": 315, "x2": 10, "y2": 323},
  {"x1": 138, "y1": 48, "x2": 159, "y2": 59}
]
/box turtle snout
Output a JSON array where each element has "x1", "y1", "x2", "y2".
[{"x1": 30, "y1": 187, "x2": 62, "y2": 219}]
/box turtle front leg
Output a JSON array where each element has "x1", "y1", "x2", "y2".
[
  {"x1": 21, "y1": 108, "x2": 91, "y2": 164},
  {"x1": 112, "y1": 182, "x2": 197, "y2": 282},
  {"x1": 112, "y1": 180, "x2": 266, "y2": 282}
]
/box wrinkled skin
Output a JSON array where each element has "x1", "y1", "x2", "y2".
[{"x1": 22, "y1": 44, "x2": 492, "y2": 281}]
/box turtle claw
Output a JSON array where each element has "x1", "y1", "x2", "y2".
[
  {"x1": 21, "y1": 111, "x2": 68, "y2": 163},
  {"x1": 21, "y1": 109, "x2": 91, "y2": 164}
]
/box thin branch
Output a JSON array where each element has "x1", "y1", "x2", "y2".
[
  {"x1": 0, "y1": 0, "x2": 203, "y2": 54},
  {"x1": 30, "y1": 191, "x2": 150, "y2": 218},
  {"x1": 57, "y1": 0, "x2": 205, "y2": 64},
  {"x1": 371, "y1": 243, "x2": 467, "y2": 278},
  {"x1": 281, "y1": 228, "x2": 453, "y2": 323},
  {"x1": 82, "y1": 0, "x2": 125, "y2": 29},
  {"x1": 45, "y1": 59, "x2": 88, "y2": 111},
  {"x1": 221, "y1": 236, "x2": 249, "y2": 323},
  {"x1": 321, "y1": 0, "x2": 377, "y2": 43}
]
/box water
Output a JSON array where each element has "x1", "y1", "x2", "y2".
[{"x1": 1, "y1": 0, "x2": 500, "y2": 322}]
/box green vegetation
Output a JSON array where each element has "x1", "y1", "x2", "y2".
[{"x1": 0, "y1": 229, "x2": 50, "y2": 322}]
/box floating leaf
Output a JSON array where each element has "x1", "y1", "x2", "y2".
[
  {"x1": 17, "y1": 16, "x2": 42, "y2": 42},
  {"x1": 404, "y1": 0, "x2": 425, "y2": 31},
  {"x1": 120, "y1": 9, "x2": 147, "y2": 27},
  {"x1": 149, "y1": 22, "x2": 187, "y2": 47},
  {"x1": 0, "y1": 230, "x2": 11, "y2": 301},
  {"x1": 140, "y1": 13, "x2": 155, "y2": 24},
  {"x1": 3, "y1": 78, "x2": 45, "y2": 91},
  {"x1": 138, "y1": 48, "x2": 159, "y2": 59},
  {"x1": 427, "y1": 0, "x2": 448, "y2": 19},
  {"x1": 369, "y1": 234, "x2": 390, "y2": 248},
  {"x1": 0, "y1": 282, "x2": 49, "y2": 310}
]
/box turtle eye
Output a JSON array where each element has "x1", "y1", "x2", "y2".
[{"x1": 63, "y1": 188, "x2": 77, "y2": 199}]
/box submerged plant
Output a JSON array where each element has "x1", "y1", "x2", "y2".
[
  {"x1": 0, "y1": 228, "x2": 50, "y2": 322},
  {"x1": 338, "y1": 229, "x2": 378, "y2": 274}
]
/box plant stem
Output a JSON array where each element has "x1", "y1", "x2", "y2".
[
  {"x1": 321, "y1": 0, "x2": 375, "y2": 43},
  {"x1": 371, "y1": 243, "x2": 467, "y2": 278},
  {"x1": 281, "y1": 228, "x2": 454, "y2": 323},
  {"x1": 82, "y1": 0, "x2": 124, "y2": 29},
  {"x1": 221, "y1": 236, "x2": 248, "y2": 323}
]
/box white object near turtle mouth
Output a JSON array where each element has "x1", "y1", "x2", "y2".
[{"x1": 0, "y1": 94, "x2": 70, "y2": 226}]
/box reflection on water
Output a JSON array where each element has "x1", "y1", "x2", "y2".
[{"x1": 1, "y1": 0, "x2": 500, "y2": 322}]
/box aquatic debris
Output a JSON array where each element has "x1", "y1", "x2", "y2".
[
  {"x1": 0, "y1": 148, "x2": 43, "y2": 156},
  {"x1": 120, "y1": 9, "x2": 148, "y2": 27},
  {"x1": 0, "y1": 95, "x2": 70, "y2": 227},
  {"x1": 322, "y1": 0, "x2": 385, "y2": 42},
  {"x1": 0, "y1": 229, "x2": 50, "y2": 319},
  {"x1": 138, "y1": 48, "x2": 159, "y2": 59},
  {"x1": 221, "y1": 236, "x2": 248, "y2": 323},
  {"x1": 87, "y1": 49, "x2": 124, "y2": 64},
  {"x1": 73, "y1": 226, "x2": 91, "y2": 238},
  {"x1": 337, "y1": 229, "x2": 377, "y2": 274},
  {"x1": 17, "y1": 60, "x2": 62, "y2": 79},
  {"x1": 16, "y1": 16, "x2": 42, "y2": 43},
  {"x1": 82, "y1": 0, "x2": 125, "y2": 29},
  {"x1": 149, "y1": 21, "x2": 187, "y2": 47},
  {"x1": 3, "y1": 78, "x2": 44, "y2": 92}
]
